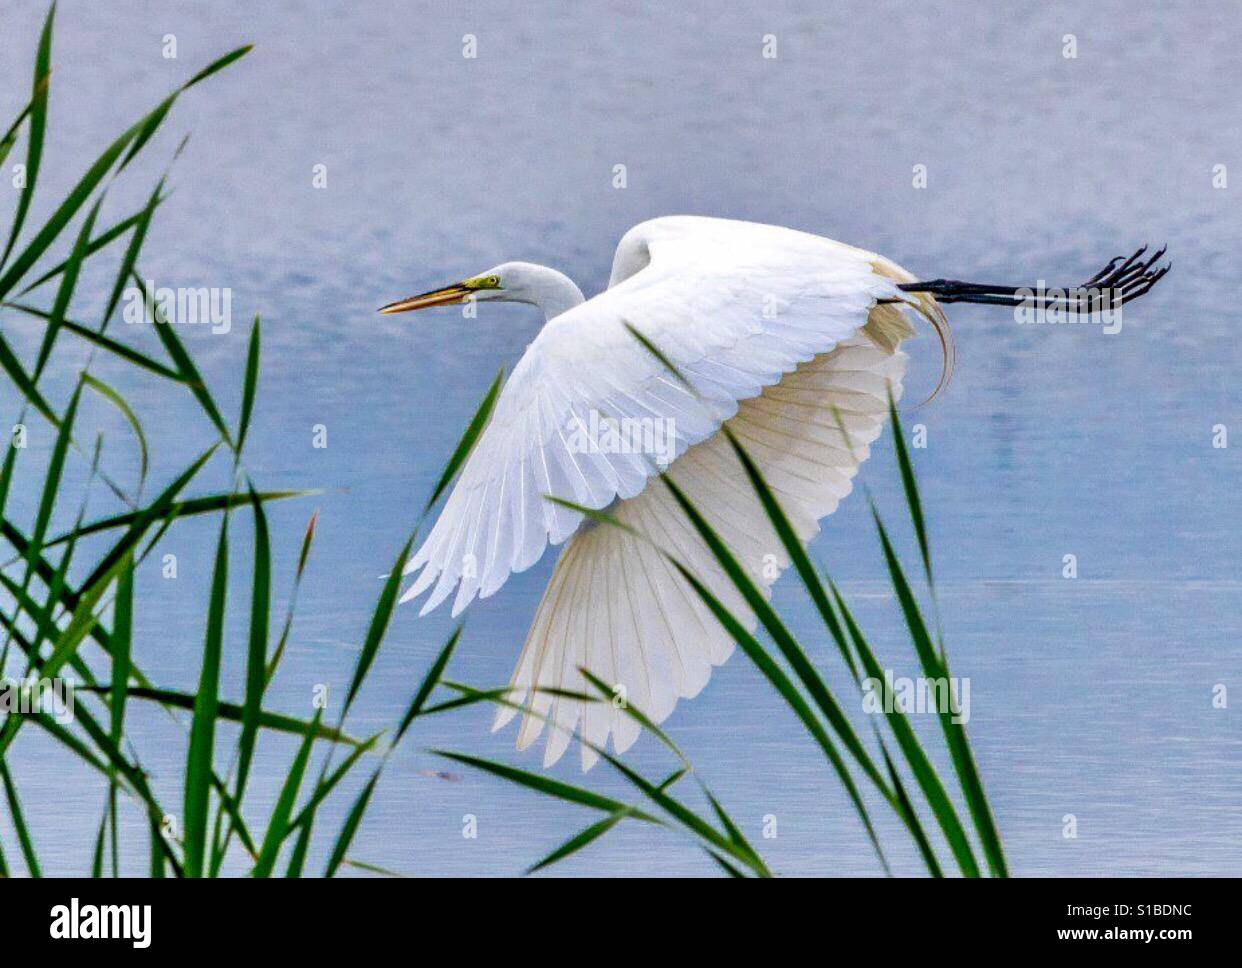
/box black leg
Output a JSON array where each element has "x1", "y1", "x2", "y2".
[{"x1": 894, "y1": 246, "x2": 1170, "y2": 310}]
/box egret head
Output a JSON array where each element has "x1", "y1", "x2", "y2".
[{"x1": 379, "y1": 261, "x2": 576, "y2": 315}]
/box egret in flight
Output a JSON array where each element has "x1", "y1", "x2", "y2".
[{"x1": 380, "y1": 216, "x2": 1168, "y2": 769}]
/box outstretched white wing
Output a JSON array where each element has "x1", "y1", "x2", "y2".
[{"x1": 401, "y1": 216, "x2": 923, "y2": 616}]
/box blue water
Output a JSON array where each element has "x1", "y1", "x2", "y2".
[{"x1": 1, "y1": 0, "x2": 1239, "y2": 876}]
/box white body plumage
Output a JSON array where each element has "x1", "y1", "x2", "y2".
[{"x1": 397, "y1": 216, "x2": 944, "y2": 768}]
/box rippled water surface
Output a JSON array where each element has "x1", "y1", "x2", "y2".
[{"x1": 1, "y1": 0, "x2": 1239, "y2": 876}]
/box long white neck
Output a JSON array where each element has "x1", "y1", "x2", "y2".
[{"x1": 502, "y1": 262, "x2": 585, "y2": 321}]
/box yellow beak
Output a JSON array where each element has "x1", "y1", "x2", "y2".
[{"x1": 378, "y1": 283, "x2": 472, "y2": 314}]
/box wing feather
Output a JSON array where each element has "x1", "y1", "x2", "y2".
[{"x1": 403, "y1": 216, "x2": 926, "y2": 614}]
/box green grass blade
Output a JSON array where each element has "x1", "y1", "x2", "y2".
[
  {"x1": 4, "y1": 302, "x2": 184, "y2": 380},
  {"x1": 82, "y1": 374, "x2": 148, "y2": 488},
  {"x1": 34, "y1": 193, "x2": 102, "y2": 378},
  {"x1": 0, "y1": 96, "x2": 35, "y2": 173},
  {"x1": 0, "y1": 422, "x2": 21, "y2": 520},
  {"x1": 150, "y1": 831, "x2": 164, "y2": 878},
  {"x1": 0, "y1": 381, "x2": 84, "y2": 675},
  {"x1": 662, "y1": 553, "x2": 883, "y2": 870},
  {"x1": 709, "y1": 852, "x2": 748, "y2": 878},
  {"x1": 235, "y1": 487, "x2": 271, "y2": 800},
  {"x1": 209, "y1": 772, "x2": 258, "y2": 859},
  {"x1": 433, "y1": 750, "x2": 659, "y2": 822},
  {"x1": 887, "y1": 392, "x2": 932, "y2": 585},
  {"x1": 526, "y1": 768, "x2": 686, "y2": 875},
  {"x1": 184, "y1": 517, "x2": 228, "y2": 877},
  {"x1": 79, "y1": 685, "x2": 364, "y2": 746},
  {"x1": 284, "y1": 817, "x2": 312, "y2": 877},
  {"x1": 17, "y1": 203, "x2": 162, "y2": 297},
  {"x1": 829, "y1": 580, "x2": 978, "y2": 876},
  {"x1": 184, "y1": 46, "x2": 253, "y2": 89},
  {"x1": 0, "y1": 116, "x2": 143, "y2": 302},
  {"x1": 621, "y1": 321, "x2": 694, "y2": 390},
  {"x1": 0, "y1": 3, "x2": 52, "y2": 270},
  {"x1": 118, "y1": 45, "x2": 250, "y2": 170},
  {"x1": 266, "y1": 511, "x2": 318, "y2": 684},
  {"x1": 527, "y1": 811, "x2": 627, "y2": 874},
  {"x1": 436, "y1": 687, "x2": 767, "y2": 873},
  {"x1": 252, "y1": 709, "x2": 320, "y2": 877},
  {"x1": 0, "y1": 761, "x2": 40, "y2": 876},
  {"x1": 91, "y1": 803, "x2": 107, "y2": 878},
  {"x1": 137, "y1": 271, "x2": 234, "y2": 447},
  {"x1": 31, "y1": 382, "x2": 82, "y2": 556},
  {"x1": 42, "y1": 488, "x2": 306, "y2": 548},
  {"x1": 27, "y1": 710, "x2": 109, "y2": 775},
  {"x1": 27, "y1": 698, "x2": 184, "y2": 876},
  {"x1": 585, "y1": 743, "x2": 770, "y2": 876},
  {"x1": 78, "y1": 443, "x2": 217, "y2": 592},
  {"x1": 322, "y1": 765, "x2": 379, "y2": 878},
  {"x1": 108, "y1": 554, "x2": 134, "y2": 876},
  {"x1": 704, "y1": 789, "x2": 759, "y2": 860},
  {"x1": 0, "y1": 332, "x2": 58, "y2": 425},
  {"x1": 578, "y1": 668, "x2": 687, "y2": 765},
  {"x1": 287, "y1": 733, "x2": 382, "y2": 832},
  {"x1": 99, "y1": 178, "x2": 164, "y2": 333},
  {"x1": 881, "y1": 743, "x2": 942, "y2": 877},
  {"x1": 341, "y1": 534, "x2": 416, "y2": 722},
  {"x1": 236, "y1": 317, "x2": 260, "y2": 458},
  {"x1": 392, "y1": 626, "x2": 461, "y2": 746},
  {"x1": 871, "y1": 509, "x2": 1006, "y2": 876},
  {"x1": 723, "y1": 428, "x2": 859, "y2": 679},
  {"x1": 656, "y1": 475, "x2": 890, "y2": 868},
  {"x1": 423, "y1": 367, "x2": 503, "y2": 513}
]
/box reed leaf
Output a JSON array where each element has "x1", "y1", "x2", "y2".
[
  {"x1": 0, "y1": 2, "x2": 52, "y2": 270},
  {"x1": 137, "y1": 271, "x2": 234, "y2": 448},
  {"x1": 78, "y1": 685, "x2": 364, "y2": 747},
  {"x1": 322, "y1": 765, "x2": 379, "y2": 878},
  {"x1": 650, "y1": 476, "x2": 890, "y2": 870},
  {"x1": 828, "y1": 580, "x2": 977, "y2": 876},
  {"x1": 723, "y1": 428, "x2": 859, "y2": 679},
  {"x1": 341, "y1": 533, "x2": 416, "y2": 721},
  {"x1": 392, "y1": 626, "x2": 461, "y2": 746},
  {"x1": 77, "y1": 443, "x2": 217, "y2": 591},
  {"x1": 235, "y1": 486, "x2": 271, "y2": 800},
  {"x1": 871, "y1": 508, "x2": 1006, "y2": 877},
  {"x1": 4, "y1": 302, "x2": 183, "y2": 380},
  {"x1": 184, "y1": 517, "x2": 229, "y2": 877},
  {"x1": 526, "y1": 768, "x2": 686, "y2": 875},
  {"x1": 100, "y1": 177, "x2": 164, "y2": 333},
  {"x1": 287, "y1": 733, "x2": 383, "y2": 832},
  {"x1": 0, "y1": 332, "x2": 58, "y2": 425},
  {"x1": 0, "y1": 760, "x2": 39, "y2": 876},
  {"x1": 82, "y1": 374, "x2": 149, "y2": 488},
  {"x1": 236, "y1": 317, "x2": 261, "y2": 458},
  {"x1": 17, "y1": 203, "x2": 164, "y2": 297},
  {"x1": 881, "y1": 744, "x2": 942, "y2": 877},
  {"x1": 34, "y1": 193, "x2": 102, "y2": 379},
  {"x1": 434, "y1": 750, "x2": 659, "y2": 823},
  {"x1": 252, "y1": 710, "x2": 321, "y2": 877},
  {"x1": 527, "y1": 811, "x2": 625, "y2": 875},
  {"x1": 266, "y1": 511, "x2": 318, "y2": 684},
  {"x1": 108, "y1": 554, "x2": 135, "y2": 877},
  {"x1": 43, "y1": 488, "x2": 306, "y2": 549},
  {"x1": 423, "y1": 367, "x2": 503, "y2": 513}
]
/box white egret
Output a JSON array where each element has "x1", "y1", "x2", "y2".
[{"x1": 381, "y1": 216, "x2": 1168, "y2": 769}]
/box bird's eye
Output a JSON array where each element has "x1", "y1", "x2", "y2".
[{"x1": 488, "y1": 276, "x2": 499, "y2": 287}]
